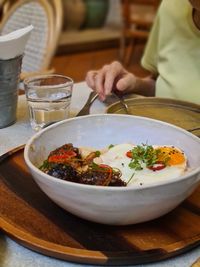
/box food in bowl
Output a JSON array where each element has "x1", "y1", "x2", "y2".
[
  {"x1": 39, "y1": 143, "x2": 126, "y2": 186},
  {"x1": 24, "y1": 114, "x2": 200, "y2": 225},
  {"x1": 96, "y1": 143, "x2": 187, "y2": 186},
  {"x1": 39, "y1": 142, "x2": 187, "y2": 187}
]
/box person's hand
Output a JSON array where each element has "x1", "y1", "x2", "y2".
[{"x1": 85, "y1": 61, "x2": 137, "y2": 101}]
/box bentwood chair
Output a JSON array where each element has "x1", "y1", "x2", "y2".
[
  {"x1": 120, "y1": 0, "x2": 160, "y2": 66},
  {"x1": 0, "y1": 0, "x2": 12, "y2": 22},
  {"x1": 48, "y1": 0, "x2": 63, "y2": 53},
  {"x1": 0, "y1": 0, "x2": 63, "y2": 79}
]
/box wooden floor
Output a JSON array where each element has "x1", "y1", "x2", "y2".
[{"x1": 51, "y1": 45, "x2": 149, "y2": 84}]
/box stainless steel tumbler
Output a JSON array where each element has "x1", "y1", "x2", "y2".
[{"x1": 0, "y1": 55, "x2": 22, "y2": 128}]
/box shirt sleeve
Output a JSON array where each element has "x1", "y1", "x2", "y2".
[{"x1": 141, "y1": 9, "x2": 160, "y2": 75}]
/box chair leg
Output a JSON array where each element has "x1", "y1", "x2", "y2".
[
  {"x1": 119, "y1": 34, "x2": 126, "y2": 64},
  {"x1": 124, "y1": 38, "x2": 135, "y2": 66}
]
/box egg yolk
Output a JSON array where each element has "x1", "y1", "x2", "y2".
[{"x1": 157, "y1": 147, "x2": 185, "y2": 166}]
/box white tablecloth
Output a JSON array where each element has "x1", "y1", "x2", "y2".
[{"x1": 0, "y1": 82, "x2": 199, "y2": 267}]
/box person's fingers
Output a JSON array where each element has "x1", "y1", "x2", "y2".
[
  {"x1": 85, "y1": 61, "x2": 131, "y2": 101},
  {"x1": 116, "y1": 73, "x2": 136, "y2": 93},
  {"x1": 95, "y1": 64, "x2": 110, "y2": 99},
  {"x1": 104, "y1": 61, "x2": 125, "y2": 95},
  {"x1": 85, "y1": 71, "x2": 98, "y2": 90}
]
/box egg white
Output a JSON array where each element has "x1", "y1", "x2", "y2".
[
  {"x1": 99, "y1": 143, "x2": 135, "y2": 183},
  {"x1": 98, "y1": 144, "x2": 187, "y2": 186}
]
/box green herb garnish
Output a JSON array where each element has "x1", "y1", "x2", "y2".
[
  {"x1": 127, "y1": 172, "x2": 135, "y2": 185},
  {"x1": 128, "y1": 144, "x2": 164, "y2": 170},
  {"x1": 95, "y1": 150, "x2": 101, "y2": 157},
  {"x1": 108, "y1": 144, "x2": 114, "y2": 149},
  {"x1": 39, "y1": 160, "x2": 51, "y2": 171},
  {"x1": 90, "y1": 162, "x2": 99, "y2": 170}
]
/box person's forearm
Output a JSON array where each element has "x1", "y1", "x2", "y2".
[{"x1": 127, "y1": 76, "x2": 156, "y2": 97}]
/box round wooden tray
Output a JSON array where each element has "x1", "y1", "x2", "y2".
[
  {"x1": 0, "y1": 146, "x2": 200, "y2": 265},
  {"x1": 107, "y1": 97, "x2": 200, "y2": 134}
]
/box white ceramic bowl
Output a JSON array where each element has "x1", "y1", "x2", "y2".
[{"x1": 24, "y1": 114, "x2": 200, "y2": 225}]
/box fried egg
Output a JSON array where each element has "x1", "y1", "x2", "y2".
[
  {"x1": 98, "y1": 144, "x2": 187, "y2": 186},
  {"x1": 97, "y1": 143, "x2": 135, "y2": 182}
]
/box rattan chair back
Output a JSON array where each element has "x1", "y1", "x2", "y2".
[{"x1": 0, "y1": 0, "x2": 61, "y2": 73}]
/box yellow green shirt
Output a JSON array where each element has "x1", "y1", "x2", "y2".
[{"x1": 141, "y1": 0, "x2": 200, "y2": 104}]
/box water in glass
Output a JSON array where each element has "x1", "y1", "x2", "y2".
[{"x1": 24, "y1": 75, "x2": 73, "y2": 131}]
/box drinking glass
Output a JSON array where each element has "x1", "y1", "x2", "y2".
[{"x1": 24, "y1": 74, "x2": 73, "y2": 131}]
